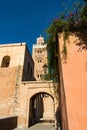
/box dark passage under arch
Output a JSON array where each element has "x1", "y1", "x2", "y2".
[{"x1": 28, "y1": 92, "x2": 54, "y2": 127}]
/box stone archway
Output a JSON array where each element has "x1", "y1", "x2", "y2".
[
  {"x1": 28, "y1": 92, "x2": 54, "y2": 127},
  {"x1": 18, "y1": 81, "x2": 59, "y2": 128}
]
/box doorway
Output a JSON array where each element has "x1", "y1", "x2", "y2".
[{"x1": 28, "y1": 92, "x2": 54, "y2": 127}]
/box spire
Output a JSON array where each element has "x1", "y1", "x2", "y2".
[
  {"x1": 40, "y1": 34, "x2": 42, "y2": 37},
  {"x1": 37, "y1": 35, "x2": 44, "y2": 45}
]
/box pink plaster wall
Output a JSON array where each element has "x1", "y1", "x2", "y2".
[{"x1": 59, "y1": 35, "x2": 87, "y2": 130}]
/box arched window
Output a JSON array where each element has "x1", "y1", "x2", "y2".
[
  {"x1": 37, "y1": 74, "x2": 39, "y2": 78},
  {"x1": 1, "y1": 56, "x2": 10, "y2": 67}
]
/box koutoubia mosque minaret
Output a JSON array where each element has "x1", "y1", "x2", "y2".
[{"x1": 32, "y1": 35, "x2": 48, "y2": 80}]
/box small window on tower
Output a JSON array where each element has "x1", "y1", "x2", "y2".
[
  {"x1": 40, "y1": 74, "x2": 42, "y2": 78},
  {"x1": 40, "y1": 60, "x2": 42, "y2": 62},
  {"x1": 40, "y1": 50, "x2": 42, "y2": 53},
  {"x1": 37, "y1": 74, "x2": 39, "y2": 78}
]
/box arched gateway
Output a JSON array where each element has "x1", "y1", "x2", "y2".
[{"x1": 18, "y1": 81, "x2": 59, "y2": 128}]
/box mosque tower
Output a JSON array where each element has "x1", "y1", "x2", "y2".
[{"x1": 32, "y1": 35, "x2": 48, "y2": 80}]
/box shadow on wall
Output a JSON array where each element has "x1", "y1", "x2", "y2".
[
  {"x1": 55, "y1": 107, "x2": 62, "y2": 130},
  {"x1": 0, "y1": 116, "x2": 18, "y2": 130}
]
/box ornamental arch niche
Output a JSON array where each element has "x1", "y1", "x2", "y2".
[
  {"x1": 1, "y1": 55, "x2": 10, "y2": 67},
  {"x1": 28, "y1": 92, "x2": 55, "y2": 127}
]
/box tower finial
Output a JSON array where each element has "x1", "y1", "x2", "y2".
[{"x1": 40, "y1": 34, "x2": 42, "y2": 37}]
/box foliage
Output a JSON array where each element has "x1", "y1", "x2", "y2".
[
  {"x1": 46, "y1": 20, "x2": 57, "y2": 79},
  {"x1": 46, "y1": 0, "x2": 87, "y2": 79},
  {"x1": 68, "y1": 1, "x2": 87, "y2": 44}
]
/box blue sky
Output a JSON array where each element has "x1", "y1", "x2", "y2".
[{"x1": 0, "y1": 0, "x2": 76, "y2": 54}]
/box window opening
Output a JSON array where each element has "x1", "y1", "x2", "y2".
[
  {"x1": 1, "y1": 56, "x2": 10, "y2": 67},
  {"x1": 37, "y1": 74, "x2": 39, "y2": 78},
  {"x1": 40, "y1": 50, "x2": 42, "y2": 53}
]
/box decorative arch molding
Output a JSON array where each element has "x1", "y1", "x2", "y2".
[
  {"x1": 29, "y1": 91, "x2": 54, "y2": 100},
  {"x1": 28, "y1": 86, "x2": 55, "y2": 101}
]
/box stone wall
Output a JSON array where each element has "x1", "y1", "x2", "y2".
[
  {"x1": 18, "y1": 81, "x2": 56, "y2": 128},
  {"x1": 0, "y1": 43, "x2": 25, "y2": 116},
  {"x1": 0, "y1": 66, "x2": 21, "y2": 116},
  {"x1": 0, "y1": 43, "x2": 57, "y2": 129}
]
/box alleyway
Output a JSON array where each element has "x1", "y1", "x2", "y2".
[{"x1": 13, "y1": 123, "x2": 55, "y2": 130}]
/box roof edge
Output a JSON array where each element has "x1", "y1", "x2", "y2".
[{"x1": 0, "y1": 42, "x2": 26, "y2": 48}]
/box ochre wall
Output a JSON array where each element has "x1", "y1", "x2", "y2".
[
  {"x1": 0, "y1": 43, "x2": 25, "y2": 117},
  {"x1": 59, "y1": 34, "x2": 87, "y2": 130}
]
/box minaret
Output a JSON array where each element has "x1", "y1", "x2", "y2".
[{"x1": 32, "y1": 35, "x2": 47, "y2": 80}]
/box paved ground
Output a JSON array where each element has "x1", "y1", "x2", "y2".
[{"x1": 13, "y1": 123, "x2": 55, "y2": 130}]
